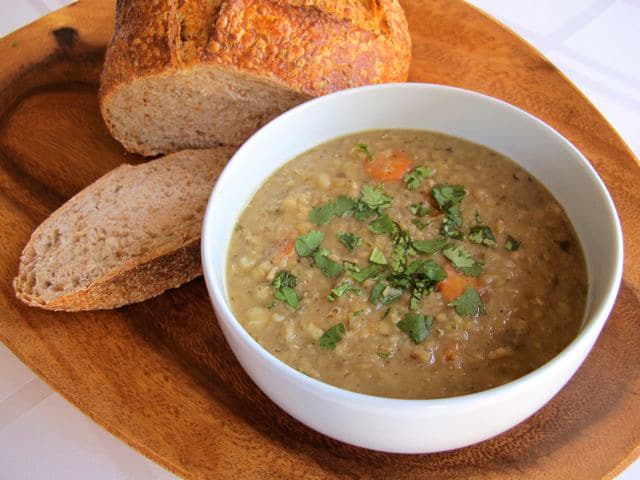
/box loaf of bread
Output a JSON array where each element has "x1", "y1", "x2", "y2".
[
  {"x1": 99, "y1": 0, "x2": 411, "y2": 156},
  {"x1": 14, "y1": 148, "x2": 235, "y2": 311}
]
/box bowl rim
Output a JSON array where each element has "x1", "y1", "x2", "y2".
[{"x1": 201, "y1": 82, "x2": 624, "y2": 408}]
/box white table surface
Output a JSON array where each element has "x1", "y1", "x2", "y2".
[{"x1": 1, "y1": 1, "x2": 639, "y2": 479}]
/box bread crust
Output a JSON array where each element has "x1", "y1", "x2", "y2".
[{"x1": 99, "y1": 0, "x2": 411, "y2": 152}]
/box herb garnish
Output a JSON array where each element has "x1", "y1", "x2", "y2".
[
  {"x1": 361, "y1": 184, "x2": 393, "y2": 211},
  {"x1": 411, "y1": 219, "x2": 429, "y2": 230},
  {"x1": 313, "y1": 249, "x2": 343, "y2": 278},
  {"x1": 369, "y1": 280, "x2": 403, "y2": 305},
  {"x1": 442, "y1": 245, "x2": 483, "y2": 277},
  {"x1": 355, "y1": 143, "x2": 373, "y2": 161},
  {"x1": 337, "y1": 232, "x2": 362, "y2": 251},
  {"x1": 318, "y1": 323, "x2": 346, "y2": 350},
  {"x1": 328, "y1": 281, "x2": 361, "y2": 301},
  {"x1": 368, "y1": 215, "x2": 399, "y2": 235},
  {"x1": 377, "y1": 351, "x2": 391, "y2": 362},
  {"x1": 403, "y1": 166, "x2": 433, "y2": 191},
  {"x1": 469, "y1": 225, "x2": 496, "y2": 247},
  {"x1": 409, "y1": 202, "x2": 433, "y2": 217},
  {"x1": 396, "y1": 312, "x2": 433, "y2": 343},
  {"x1": 505, "y1": 235, "x2": 521, "y2": 251},
  {"x1": 432, "y1": 184, "x2": 466, "y2": 239},
  {"x1": 369, "y1": 247, "x2": 388, "y2": 265},
  {"x1": 309, "y1": 202, "x2": 336, "y2": 225},
  {"x1": 448, "y1": 286, "x2": 485, "y2": 317},
  {"x1": 271, "y1": 270, "x2": 300, "y2": 310},
  {"x1": 350, "y1": 264, "x2": 379, "y2": 282},
  {"x1": 295, "y1": 230, "x2": 324, "y2": 256},
  {"x1": 334, "y1": 195, "x2": 356, "y2": 217},
  {"x1": 413, "y1": 238, "x2": 448, "y2": 254}
]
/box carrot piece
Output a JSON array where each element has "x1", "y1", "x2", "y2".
[
  {"x1": 272, "y1": 239, "x2": 295, "y2": 263},
  {"x1": 365, "y1": 150, "x2": 412, "y2": 181},
  {"x1": 438, "y1": 264, "x2": 479, "y2": 303}
]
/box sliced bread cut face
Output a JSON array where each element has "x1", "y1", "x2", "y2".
[
  {"x1": 14, "y1": 148, "x2": 235, "y2": 311},
  {"x1": 99, "y1": 0, "x2": 411, "y2": 156}
]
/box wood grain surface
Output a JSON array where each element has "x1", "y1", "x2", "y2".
[{"x1": 1, "y1": 1, "x2": 639, "y2": 478}]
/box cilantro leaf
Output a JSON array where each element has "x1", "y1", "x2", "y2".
[
  {"x1": 442, "y1": 245, "x2": 483, "y2": 277},
  {"x1": 309, "y1": 202, "x2": 336, "y2": 225},
  {"x1": 355, "y1": 143, "x2": 373, "y2": 161},
  {"x1": 377, "y1": 351, "x2": 391, "y2": 362},
  {"x1": 313, "y1": 249, "x2": 343, "y2": 278},
  {"x1": 469, "y1": 225, "x2": 496, "y2": 247},
  {"x1": 412, "y1": 219, "x2": 429, "y2": 230},
  {"x1": 337, "y1": 232, "x2": 361, "y2": 251},
  {"x1": 272, "y1": 270, "x2": 297, "y2": 289},
  {"x1": 369, "y1": 247, "x2": 388, "y2": 265},
  {"x1": 368, "y1": 215, "x2": 399, "y2": 235},
  {"x1": 271, "y1": 271, "x2": 300, "y2": 309},
  {"x1": 448, "y1": 286, "x2": 485, "y2": 317},
  {"x1": 295, "y1": 231, "x2": 324, "y2": 256},
  {"x1": 396, "y1": 312, "x2": 433, "y2": 344},
  {"x1": 318, "y1": 323, "x2": 346, "y2": 350},
  {"x1": 369, "y1": 281, "x2": 402, "y2": 305},
  {"x1": 432, "y1": 184, "x2": 466, "y2": 211},
  {"x1": 350, "y1": 264, "x2": 379, "y2": 282},
  {"x1": 328, "y1": 281, "x2": 360, "y2": 301},
  {"x1": 361, "y1": 184, "x2": 392, "y2": 211},
  {"x1": 369, "y1": 279, "x2": 386, "y2": 304},
  {"x1": 343, "y1": 261, "x2": 361, "y2": 273},
  {"x1": 334, "y1": 195, "x2": 356, "y2": 217},
  {"x1": 505, "y1": 235, "x2": 521, "y2": 251},
  {"x1": 403, "y1": 165, "x2": 433, "y2": 191},
  {"x1": 405, "y1": 259, "x2": 446, "y2": 281},
  {"x1": 409, "y1": 202, "x2": 433, "y2": 217},
  {"x1": 413, "y1": 238, "x2": 448, "y2": 254},
  {"x1": 391, "y1": 243, "x2": 407, "y2": 273},
  {"x1": 475, "y1": 211, "x2": 482, "y2": 224}
]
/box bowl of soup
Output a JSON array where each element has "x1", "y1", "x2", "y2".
[{"x1": 201, "y1": 83, "x2": 622, "y2": 453}]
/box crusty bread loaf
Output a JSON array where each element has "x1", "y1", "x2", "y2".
[
  {"x1": 99, "y1": 0, "x2": 411, "y2": 156},
  {"x1": 14, "y1": 148, "x2": 235, "y2": 311}
]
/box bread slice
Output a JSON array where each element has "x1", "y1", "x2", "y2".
[
  {"x1": 99, "y1": 0, "x2": 412, "y2": 156},
  {"x1": 14, "y1": 148, "x2": 235, "y2": 311}
]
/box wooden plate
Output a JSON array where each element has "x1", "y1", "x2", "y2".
[{"x1": 1, "y1": 1, "x2": 639, "y2": 478}]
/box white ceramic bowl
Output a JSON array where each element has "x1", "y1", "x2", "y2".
[{"x1": 201, "y1": 83, "x2": 623, "y2": 453}]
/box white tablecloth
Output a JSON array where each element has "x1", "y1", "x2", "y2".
[{"x1": 1, "y1": 1, "x2": 639, "y2": 478}]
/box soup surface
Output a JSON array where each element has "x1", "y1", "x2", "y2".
[{"x1": 227, "y1": 130, "x2": 587, "y2": 399}]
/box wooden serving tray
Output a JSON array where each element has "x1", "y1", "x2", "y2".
[{"x1": 1, "y1": 1, "x2": 639, "y2": 478}]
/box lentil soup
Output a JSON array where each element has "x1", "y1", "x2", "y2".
[{"x1": 227, "y1": 130, "x2": 588, "y2": 399}]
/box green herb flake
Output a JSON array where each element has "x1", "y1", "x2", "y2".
[
  {"x1": 271, "y1": 270, "x2": 300, "y2": 310},
  {"x1": 343, "y1": 261, "x2": 361, "y2": 273},
  {"x1": 313, "y1": 249, "x2": 344, "y2": 278},
  {"x1": 350, "y1": 264, "x2": 379, "y2": 282},
  {"x1": 505, "y1": 235, "x2": 521, "y2": 251},
  {"x1": 369, "y1": 279, "x2": 386, "y2": 304},
  {"x1": 337, "y1": 232, "x2": 362, "y2": 251},
  {"x1": 468, "y1": 225, "x2": 497, "y2": 247},
  {"x1": 334, "y1": 195, "x2": 356, "y2": 217},
  {"x1": 380, "y1": 285, "x2": 403, "y2": 305},
  {"x1": 309, "y1": 202, "x2": 336, "y2": 225},
  {"x1": 442, "y1": 245, "x2": 483, "y2": 277},
  {"x1": 448, "y1": 286, "x2": 485, "y2": 317},
  {"x1": 377, "y1": 351, "x2": 391, "y2": 362},
  {"x1": 413, "y1": 238, "x2": 448, "y2": 254},
  {"x1": 360, "y1": 184, "x2": 393, "y2": 211},
  {"x1": 318, "y1": 323, "x2": 346, "y2": 350},
  {"x1": 412, "y1": 219, "x2": 428, "y2": 230},
  {"x1": 353, "y1": 310, "x2": 364, "y2": 318},
  {"x1": 432, "y1": 184, "x2": 466, "y2": 211},
  {"x1": 405, "y1": 259, "x2": 447, "y2": 281},
  {"x1": 295, "y1": 230, "x2": 325, "y2": 257},
  {"x1": 396, "y1": 312, "x2": 434, "y2": 344},
  {"x1": 328, "y1": 281, "x2": 360, "y2": 302},
  {"x1": 369, "y1": 247, "x2": 388, "y2": 265},
  {"x1": 355, "y1": 143, "x2": 373, "y2": 161},
  {"x1": 368, "y1": 215, "x2": 399, "y2": 235},
  {"x1": 409, "y1": 202, "x2": 433, "y2": 217},
  {"x1": 475, "y1": 211, "x2": 482, "y2": 224},
  {"x1": 391, "y1": 243, "x2": 407, "y2": 273},
  {"x1": 403, "y1": 165, "x2": 433, "y2": 191}
]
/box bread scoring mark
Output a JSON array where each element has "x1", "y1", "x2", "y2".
[{"x1": 52, "y1": 27, "x2": 78, "y2": 54}]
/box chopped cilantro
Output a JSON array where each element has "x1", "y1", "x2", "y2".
[
  {"x1": 266, "y1": 301, "x2": 277, "y2": 309},
  {"x1": 377, "y1": 351, "x2": 391, "y2": 362},
  {"x1": 469, "y1": 225, "x2": 496, "y2": 247},
  {"x1": 409, "y1": 202, "x2": 433, "y2": 217},
  {"x1": 505, "y1": 235, "x2": 521, "y2": 251},
  {"x1": 475, "y1": 211, "x2": 482, "y2": 224},
  {"x1": 334, "y1": 195, "x2": 356, "y2": 217},
  {"x1": 441, "y1": 204, "x2": 463, "y2": 239},
  {"x1": 318, "y1": 323, "x2": 346, "y2": 350},
  {"x1": 368, "y1": 215, "x2": 399, "y2": 235},
  {"x1": 295, "y1": 230, "x2": 324, "y2": 256},
  {"x1": 312, "y1": 249, "x2": 343, "y2": 278},
  {"x1": 432, "y1": 184, "x2": 466, "y2": 211},
  {"x1": 328, "y1": 281, "x2": 360, "y2": 301},
  {"x1": 369, "y1": 247, "x2": 388, "y2": 265},
  {"x1": 448, "y1": 286, "x2": 485, "y2": 317},
  {"x1": 442, "y1": 245, "x2": 483, "y2": 277},
  {"x1": 337, "y1": 232, "x2": 362, "y2": 251},
  {"x1": 309, "y1": 202, "x2": 336, "y2": 225},
  {"x1": 369, "y1": 280, "x2": 402, "y2": 305},
  {"x1": 396, "y1": 312, "x2": 433, "y2": 344},
  {"x1": 350, "y1": 264, "x2": 379, "y2": 282},
  {"x1": 343, "y1": 261, "x2": 361, "y2": 273},
  {"x1": 391, "y1": 243, "x2": 407, "y2": 273},
  {"x1": 412, "y1": 219, "x2": 429, "y2": 230},
  {"x1": 405, "y1": 259, "x2": 447, "y2": 281},
  {"x1": 271, "y1": 270, "x2": 300, "y2": 310},
  {"x1": 353, "y1": 309, "x2": 364, "y2": 318},
  {"x1": 360, "y1": 184, "x2": 392, "y2": 211},
  {"x1": 413, "y1": 238, "x2": 448, "y2": 254},
  {"x1": 369, "y1": 279, "x2": 386, "y2": 304},
  {"x1": 403, "y1": 166, "x2": 433, "y2": 191},
  {"x1": 355, "y1": 143, "x2": 373, "y2": 161}
]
